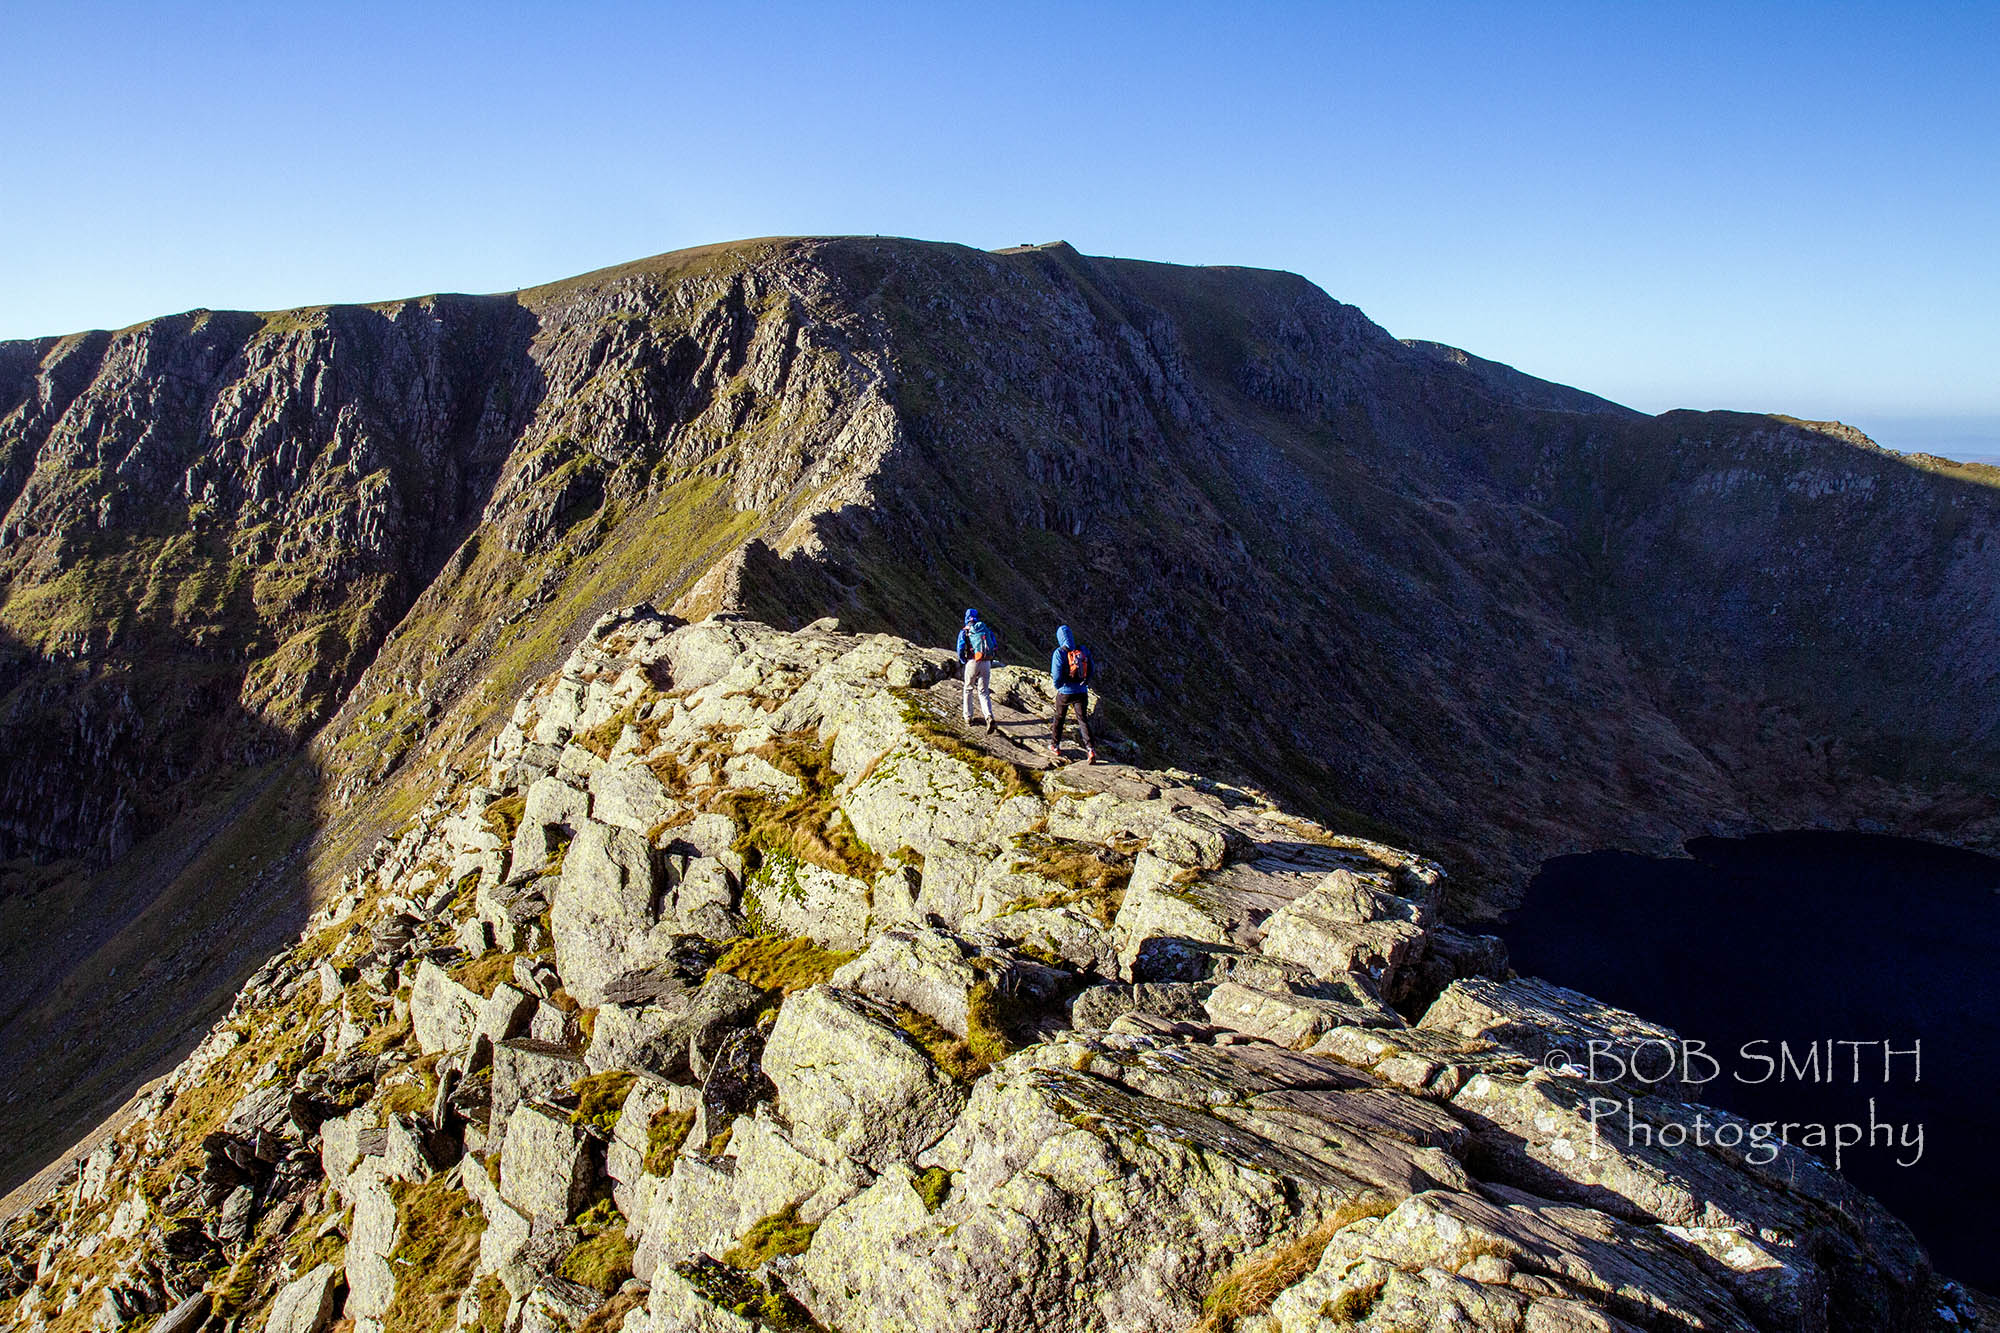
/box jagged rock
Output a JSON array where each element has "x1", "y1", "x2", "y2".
[
  {"x1": 512, "y1": 777, "x2": 589, "y2": 879},
  {"x1": 1420, "y1": 977, "x2": 1707, "y2": 1098},
  {"x1": 411, "y1": 959, "x2": 483, "y2": 1056},
  {"x1": 154, "y1": 1292, "x2": 211, "y2": 1333},
  {"x1": 1267, "y1": 1186, "x2": 1753, "y2": 1332},
  {"x1": 265, "y1": 1263, "x2": 342, "y2": 1333},
  {"x1": 515, "y1": 1276, "x2": 602, "y2": 1333},
  {"x1": 590, "y1": 761, "x2": 678, "y2": 835},
  {"x1": 491, "y1": 1039, "x2": 587, "y2": 1127},
  {"x1": 830, "y1": 927, "x2": 984, "y2": 1037},
  {"x1": 692, "y1": 1027, "x2": 774, "y2": 1147},
  {"x1": 1258, "y1": 870, "x2": 1431, "y2": 1000},
  {"x1": 587, "y1": 970, "x2": 766, "y2": 1081},
  {"x1": 762, "y1": 987, "x2": 965, "y2": 1172},
  {"x1": 1203, "y1": 976, "x2": 1404, "y2": 1048},
  {"x1": 551, "y1": 820, "x2": 679, "y2": 1006},
  {"x1": 472, "y1": 982, "x2": 540, "y2": 1066},
  {"x1": 753, "y1": 857, "x2": 876, "y2": 951},
  {"x1": 1069, "y1": 981, "x2": 1211, "y2": 1029},
  {"x1": 343, "y1": 1172, "x2": 400, "y2": 1321},
  {"x1": 500, "y1": 1102, "x2": 594, "y2": 1223}
]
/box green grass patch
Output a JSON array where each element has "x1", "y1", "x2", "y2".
[
  {"x1": 450, "y1": 950, "x2": 525, "y2": 998},
  {"x1": 721, "y1": 1203, "x2": 819, "y2": 1270},
  {"x1": 644, "y1": 1106, "x2": 697, "y2": 1175},
  {"x1": 711, "y1": 935, "x2": 854, "y2": 994},
  {"x1": 914, "y1": 1166, "x2": 952, "y2": 1213},
  {"x1": 560, "y1": 1200, "x2": 635, "y2": 1293},
  {"x1": 570, "y1": 1071, "x2": 637, "y2": 1136}
]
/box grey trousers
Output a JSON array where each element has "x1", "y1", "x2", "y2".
[{"x1": 962, "y1": 658, "x2": 993, "y2": 720}]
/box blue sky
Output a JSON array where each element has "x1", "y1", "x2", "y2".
[{"x1": 1, "y1": 2, "x2": 1994, "y2": 454}]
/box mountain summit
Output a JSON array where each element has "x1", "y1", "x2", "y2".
[{"x1": 2, "y1": 235, "x2": 1997, "y2": 1203}]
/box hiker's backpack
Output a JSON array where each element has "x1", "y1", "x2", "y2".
[
  {"x1": 969, "y1": 622, "x2": 998, "y2": 658},
  {"x1": 1063, "y1": 644, "x2": 1091, "y2": 685}
]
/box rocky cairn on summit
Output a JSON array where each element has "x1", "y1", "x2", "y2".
[{"x1": 0, "y1": 611, "x2": 1971, "y2": 1333}]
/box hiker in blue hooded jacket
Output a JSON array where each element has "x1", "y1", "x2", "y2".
[
  {"x1": 1049, "y1": 625, "x2": 1096, "y2": 764},
  {"x1": 956, "y1": 608, "x2": 999, "y2": 733}
]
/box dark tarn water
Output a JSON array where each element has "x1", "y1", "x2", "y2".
[{"x1": 1503, "y1": 832, "x2": 2000, "y2": 1291}]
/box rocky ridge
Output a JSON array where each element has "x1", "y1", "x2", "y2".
[{"x1": 0, "y1": 611, "x2": 1978, "y2": 1333}]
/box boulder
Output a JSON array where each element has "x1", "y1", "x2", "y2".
[
  {"x1": 512, "y1": 776, "x2": 590, "y2": 878},
  {"x1": 343, "y1": 1172, "x2": 399, "y2": 1321},
  {"x1": 491, "y1": 1039, "x2": 586, "y2": 1128},
  {"x1": 410, "y1": 960, "x2": 482, "y2": 1056},
  {"x1": 1257, "y1": 870, "x2": 1430, "y2": 999},
  {"x1": 830, "y1": 928, "x2": 983, "y2": 1037},
  {"x1": 550, "y1": 821, "x2": 677, "y2": 1007},
  {"x1": 589, "y1": 760, "x2": 678, "y2": 835},
  {"x1": 266, "y1": 1263, "x2": 342, "y2": 1333},
  {"x1": 1203, "y1": 976, "x2": 1404, "y2": 1048},
  {"x1": 585, "y1": 971, "x2": 766, "y2": 1081},
  {"x1": 500, "y1": 1102, "x2": 595, "y2": 1224},
  {"x1": 761, "y1": 987, "x2": 966, "y2": 1172}
]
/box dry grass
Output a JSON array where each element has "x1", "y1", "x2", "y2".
[
  {"x1": 382, "y1": 1178, "x2": 486, "y2": 1333},
  {"x1": 482, "y1": 794, "x2": 526, "y2": 841},
  {"x1": 712, "y1": 731, "x2": 883, "y2": 880},
  {"x1": 1002, "y1": 832, "x2": 1138, "y2": 925},
  {"x1": 711, "y1": 935, "x2": 854, "y2": 994},
  {"x1": 1187, "y1": 1198, "x2": 1395, "y2": 1332}
]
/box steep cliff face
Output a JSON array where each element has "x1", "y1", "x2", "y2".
[{"x1": 3, "y1": 236, "x2": 1998, "y2": 1199}]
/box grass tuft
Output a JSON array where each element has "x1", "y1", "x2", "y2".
[
  {"x1": 1187, "y1": 1197, "x2": 1395, "y2": 1332},
  {"x1": 721, "y1": 1203, "x2": 819, "y2": 1270},
  {"x1": 711, "y1": 935, "x2": 853, "y2": 994},
  {"x1": 570, "y1": 1071, "x2": 637, "y2": 1136},
  {"x1": 712, "y1": 730, "x2": 884, "y2": 880},
  {"x1": 1001, "y1": 831, "x2": 1137, "y2": 925},
  {"x1": 914, "y1": 1166, "x2": 952, "y2": 1213},
  {"x1": 644, "y1": 1107, "x2": 697, "y2": 1175}
]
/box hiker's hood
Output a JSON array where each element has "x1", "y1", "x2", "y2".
[
  {"x1": 965, "y1": 608, "x2": 980, "y2": 623},
  {"x1": 1056, "y1": 625, "x2": 1076, "y2": 649}
]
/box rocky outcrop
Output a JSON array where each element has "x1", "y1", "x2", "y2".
[{"x1": 0, "y1": 613, "x2": 1978, "y2": 1333}]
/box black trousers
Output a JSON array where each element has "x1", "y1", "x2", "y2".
[{"x1": 1052, "y1": 692, "x2": 1093, "y2": 747}]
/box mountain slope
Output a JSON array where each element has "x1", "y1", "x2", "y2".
[{"x1": 3, "y1": 235, "x2": 1998, "y2": 1196}]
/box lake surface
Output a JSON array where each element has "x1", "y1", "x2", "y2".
[{"x1": 1503, "y1": 832, "x2": 2000, "y2": 1291}]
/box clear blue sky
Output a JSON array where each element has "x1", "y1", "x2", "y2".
[{"x1": 2, "y1": 2, "x2": 1995, "y2": 453}]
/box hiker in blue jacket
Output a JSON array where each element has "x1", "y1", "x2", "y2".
[
  {"x1": 956, "y1": 608, "x2": 999, "y2": 733},
  {"x1": 1049, "y1": 625, "x2": 1096, "y2": 764}
]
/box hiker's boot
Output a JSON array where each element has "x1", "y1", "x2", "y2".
[
  {"x1": 985, "y1": 718, "x2": 997, "y2": 734},
  {"x1": 1085, "y1": 748, "x2": 1099, "y2": 765}
]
